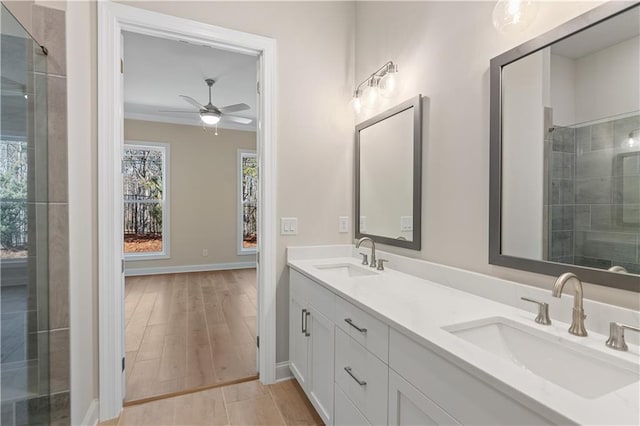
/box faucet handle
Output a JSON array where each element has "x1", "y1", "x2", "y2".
[
  {"x1": 521, "y1": 297, "x2": 552, "y2": 325},
  {"x1": 376, "y1": 259, "x2": 388, "y2": 271},
  {"x1": 359, "y1": 253, "x2": 368, "y2": 265},
  {"x1": 606, "y1": 322, "x2": 640, "y2": 351}
]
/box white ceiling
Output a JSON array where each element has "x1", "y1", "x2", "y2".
[
  {"x1": 123, "y1": 31, "x2": 257, "y2": 131},
  {"x1": 551, "y1": 6, "x2": 640, "y2": 59}
]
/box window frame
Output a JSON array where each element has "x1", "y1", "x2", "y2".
[
  {"x1": 123, "y1": 141, "x2": 170, "y2": 261},
  {"x1": 237, "y1": 149, "x2": 257, "y2": 256}
]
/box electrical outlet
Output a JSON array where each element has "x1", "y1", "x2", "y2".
[
  {"x1": 339, "y1": 216, "x2": 349, "y2": 233},
  {"x1": 360, "y1": 216, "x2": 367, "y2": 232},
  {"x1": 202, "y1": 249, "x2": 208, "y2": 257},
  {"x1": 280, "y1": 217, "x2": 298, "y2": 235},
  {"x1": 400, "y1": 216, "x2": 413, "y2": 231}
]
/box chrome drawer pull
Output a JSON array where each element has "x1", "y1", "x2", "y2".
[
  {"x1": 344, "y1": 318, "x2": 367, "y2": 334},
  {"x1": 344, "y1": 367, "x2": 367, "y2": 386},
  {"x1": 301, "y1": 309, "x2": 307, "y2": 334},
  {"x1": 304, "y1": 310, "x2": 311, "y2": 337}
]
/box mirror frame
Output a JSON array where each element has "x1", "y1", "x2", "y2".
[
  {"x1": 489, "y1": 1, "x2": 640, "y2": 292},
  {"x1": 355, "y1": 95, "x2": 422, "y2": 250}
]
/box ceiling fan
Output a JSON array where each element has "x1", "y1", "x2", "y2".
[{"x1": 161, "y1": 78, "x2": 252, "y2": 125}]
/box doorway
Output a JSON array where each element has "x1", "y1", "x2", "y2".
[{"x1": 98, "y1": 2, "x2": 277, "y2": 420}]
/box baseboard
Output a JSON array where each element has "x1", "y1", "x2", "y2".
[
  {"x1": 81, "y1": 399, "x2": 100, "y2": 426},
  {"x1": 125, "y1": 261, "x2": 256, "y2": 277},
  {"x1": 275, "y1": 361, "x2": 293, "y2": 383}
]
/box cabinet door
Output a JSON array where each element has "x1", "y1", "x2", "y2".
[
  {"x1": 307, "y1": 305, "x2": 335, "y2": 425},
  {"x1": 389, "y1": 370, "x2": 460, "y2": 426},
  {"x1": 335, "y1": 384, "x2": 370, "y2": 426},
  {"x1": 289, "y1": 291, "x2": 309, "y2": 388}
]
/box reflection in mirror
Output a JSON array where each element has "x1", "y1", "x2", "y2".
[
  {"x1": 356, "y1": 95, "x2": 421, "y2": 250},
  {"x1": 491, "y1": 2, "x2": 640, "y2": 290}
]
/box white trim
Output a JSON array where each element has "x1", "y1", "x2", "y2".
[
  {"x1": 125, "y1": 261, "x2": 256, "y2": 277},
  {"x1": 238, "y1": 149, "x2": 258, "y2": 256},
  {"x1": 80, "y1": 399, "x2": 100, "y2": 426},
  {"x1": 123, "y1": 140, "x2": 171, "y2": 260},
  {"x1": 98, "y1": 2, "x2": 278, "y2": 421},
  {"x1": 275, "y1": 361, "x2": 293, "y2": 383}
]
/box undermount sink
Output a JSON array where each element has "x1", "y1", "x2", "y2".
[
  {"x1": 444, "y1": 317, "x2": 639, "y2": 399},
  {"x1": 313, "y1": 263, "x2": 377, "y2": 278}
]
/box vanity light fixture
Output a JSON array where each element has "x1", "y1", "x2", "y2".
[
  {"x1": 351, "y1": 61, "x2": 399, "y2": 113},
  {"x1": 492, "y1": 0, "x2": 539, "y2": 34}
]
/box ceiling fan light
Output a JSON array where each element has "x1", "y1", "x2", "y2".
[{"x1": 200, "y1": 111, "x2": 221, "y2": 125}]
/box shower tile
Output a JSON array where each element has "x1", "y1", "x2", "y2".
[
  {"x1": 590, "y1": 121, "x2": 614, "y2": 151},
  {"x1": 576, "y1": 150, "x2": 613, "y2": 179},
  {"x1": 32, "y1": 5, "x2": 66, "y2": 77},
  {"x1": 550, "y1": 231, "x2": 573, "y2": 258},
  {"x1": 575, "y1": 177, "x2": 612, "y2": 204},
  {"x1": 1, "y1": 401, "x2": 15, "y2": 426},
  {"x1": 552, "y1": 127, "x2": 575, "y2": 153},
  {"x1": 47, "y1": 76, "x2": 67, "y2": 204},
  {"x1": 574, "y1": 256, "x2": 612, "y2": 270},
  {"x1": 575, "y1": 231, "x2": 637, "y2": 263},
  {"x1": 576, "y1": 125, "x2": 591, "y2": 155},
  {"x1": 50, "y1": 391, "x2": 70, "y2": 426},
  {"x1": 49, "y1": 329, "x2": 69, "y2": 393},
  {"x1": 37, "y1": 331, "x2": 50, "y2": 396},
  {"x1": 551, "y1": 152, "x2": 574, "y2": 180},
  {"x1": 551, "y1": 179, "x2": 574, "y2": 205},
  {"x1": 575, "y1": 205, "x2": 591, "y2": 230},
  {"x1": 48, "y1": 203, "x2": 69, "y2": 329},
  {"x1": 551, "y1": 205, "x2": 574, "y2": 231}
]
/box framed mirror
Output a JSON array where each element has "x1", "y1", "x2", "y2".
[
  {"x1": 355, "y1": 95, "x2": 422, "y2": 250},
  {"x1": 490, "y1": 2, "x2": 640, "y2": 292}
]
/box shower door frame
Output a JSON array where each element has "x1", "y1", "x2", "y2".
[{"x1": 97, "y1": 1, "x2": 278, "y2": 421}]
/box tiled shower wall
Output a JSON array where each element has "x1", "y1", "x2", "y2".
[
  {"x1": 574, "y1": 115, "x2": 640, "y2": 274},
  {"x1": 1, "y1": 3, "x2": 70, "y2": 425},
  {"x1": 547, "y1": 114, "x2": 640, "y2": 274}
]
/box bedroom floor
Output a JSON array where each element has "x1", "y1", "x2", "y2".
[
  {"x1": 101, "y1": 379, "x2": 324, "y2": 426},
  {"x1": 124, "y1": 269, "x2": 257, "y2": 402}
]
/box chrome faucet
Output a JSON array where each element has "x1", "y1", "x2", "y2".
[
  {"x1": 608, "y1": 265, "x2": 628, "y2": 274},
  {"x1": 552, "y1": 272, "x2": 587, "y2": 336},
  {"x1": 356, "y1": 237, "x2": 377, "y2": 268}
]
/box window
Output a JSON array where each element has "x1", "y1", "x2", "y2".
[
  {"x1": 238, "y1": 150, "x2": 257, "y2": 255},
  {"x1": 0, "y1": 138, "x2": 28, "y2": 259},
  {"x1": 123, "y1": 143, "x2": 169, "y2": 259}
]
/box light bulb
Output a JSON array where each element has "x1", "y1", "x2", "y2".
[
  {"x1": 361, "y1": 83, "x2": 379, "y2": 108},
  {"x1": 379, "y1": 72, "x2": 398, "y2": 98},
  {"x1": 200, "y1": 111, "x2": 221, "y2": 125},
  {"x1": 351, "y1": 96, "x2": 362, "y2": 114},
  {"x1": 492, "y1": 0, "x2": 538, "y2": 34}
]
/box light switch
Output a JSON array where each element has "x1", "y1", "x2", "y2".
[
  {"x1": 339, "y1": 216, "x2": 349, "y2": 233},
  {"x1": 400, "y1": 216, "x2": 413, "y2": 231},
  {"x1": 360, "y1": 216, "x2": 367, "y2": 232},
  {"x1": 281, "y1": 217, "x2": 298, "y2": 235}
]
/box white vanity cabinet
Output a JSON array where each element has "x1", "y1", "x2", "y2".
[{"x1": 289, "y1": 269, "x2": 335, "y2": 424}]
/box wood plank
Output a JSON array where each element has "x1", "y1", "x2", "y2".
[{"x1": 269, "y1": 379, "x2": 324, "y2": 426}]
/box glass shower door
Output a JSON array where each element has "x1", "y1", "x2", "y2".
[{"x1": 1, "y1": 4, "x2": 50, "y2": 425}]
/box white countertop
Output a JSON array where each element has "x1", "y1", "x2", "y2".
[{"x1": 288, "y1": 254, "x2": 640, "y2": 426}]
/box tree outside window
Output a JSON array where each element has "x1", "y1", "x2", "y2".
[
  {"x1": 123, "y1": 143, "x2": 168, "y2": 257},
  {"x1": 240, "y1": 151, "x2": 257, "y2": 252}
]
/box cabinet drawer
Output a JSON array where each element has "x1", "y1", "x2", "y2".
[
  {"x1": 335, "y1": 295, "x2": 389, "y2": 362},
  {"x1": 389, "y1": 330, "x2": 564, "y2": 425},
  {"x1": 335, "y1": 328, "x2": 388, "y2": 425},
  {"x1": 335, "y1": 383, "x2": 371, "y2": 426}
]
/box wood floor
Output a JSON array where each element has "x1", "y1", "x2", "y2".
[
  {"x1": 125, "y1": 269, "x2": 257, "y2": 402},
  {"x1": 100, "y1": 379, "x2": 324, "y2": 426}
]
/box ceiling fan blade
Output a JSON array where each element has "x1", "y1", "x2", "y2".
[
  {"x1": 223, "y1": 115, "x2": 253, "y2": 124},
  {"x1": 158, "y1": 110, "x2": 199, "y2": 113},
  {"x1": 218, "y1": 103, "x2": 250, "y2": 114},
  {"x1": 179, "y1": 95, "x2": 205, "y2": 109}
]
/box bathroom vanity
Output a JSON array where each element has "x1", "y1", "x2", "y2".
[{"x1": 287, "y1": 246, "x2": 640, "y2": 426}]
